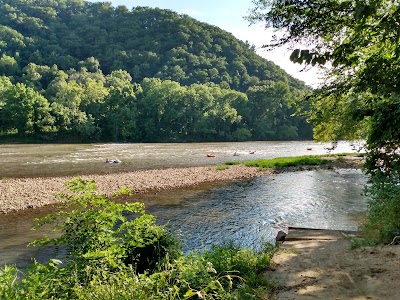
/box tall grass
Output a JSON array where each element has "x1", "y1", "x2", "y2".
[{"x1": 351, "y1": 177, "x2": 400, "y2": 247}]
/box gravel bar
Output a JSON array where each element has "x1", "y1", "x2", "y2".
[{"x1": 0, "y1": 165, "x2": 270, "y2": 213}]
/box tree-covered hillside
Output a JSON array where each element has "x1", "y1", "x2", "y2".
[{"x1": 0, "y1": 0, "x2": 312, "y2": 142}]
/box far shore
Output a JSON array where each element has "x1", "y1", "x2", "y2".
[{"x1": 0, "y1": 156, "x2": 364, "y2": 214}]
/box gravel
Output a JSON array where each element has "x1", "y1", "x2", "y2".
[{"x1": 0, "y1": 165, "x2": 270, "y2": 213}]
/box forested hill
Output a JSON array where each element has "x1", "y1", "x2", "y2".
[{"x1": 0, "y1": 0, "x2": 313, "y2": 142}]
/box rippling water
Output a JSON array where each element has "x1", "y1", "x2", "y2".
[
  {"x1": 0, "y1": 141, "x2": 367, "y2": 266},
  {"x1": 147, "y1": 169, "x2": 368, "y2": 252},
  {"x1": 0, "y1": 168, "x2": 368, "y2": 266},
  {"x1": 0, "y1": 140, "x2": 363, "y2": 178}
]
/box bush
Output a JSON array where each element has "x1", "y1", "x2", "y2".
[
  {"x1": 30, "y1": 178, "x2": 181, "y2": 276},
  {"x1": 0, "y1": 178, "x2": 277, "y2": 299},
  {"x1": 360, "y1": 178, "x2": 400, "y2": 244}
]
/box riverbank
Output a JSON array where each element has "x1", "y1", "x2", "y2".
[
  {"x1": 269, "y1": 228, "x2": 400, "y2": 299},
  {"x1": 0, "y1": 165, "x2": 273, "y2": 213},
  {"x1": 0, "y1": 155, "x2": 364, "y2": 213}
]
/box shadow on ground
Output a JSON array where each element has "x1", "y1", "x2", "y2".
[{"x1": 266, "y1": 228, "x2": 400, "y2": 300}]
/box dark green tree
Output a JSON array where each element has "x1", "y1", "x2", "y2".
[
  {"x1": 247, "y1": 0, "x2": 400, "y2": 170},
  {"x1": 247, "y1": 81, "x2": 294, "y2": 139},
  {"x1": 100, "y1": 85, "x2": 140, "y2": 141},
  {"x1": 0, "y1": 83, "x2": 54, "y2": 135},
  {"x1": 0, "y1": 0, "x2": 312, "y2": 142},
  {"x1": 138, "y1": 78, "x2": 186, "y2": 141},
  {"x1": 248, "y1": 0, "x2": 400, "y2": 243}
]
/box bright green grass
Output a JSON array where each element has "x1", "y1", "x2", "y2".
[
  {"x1": 325, "y1": 152, "x2": 366, "y2": 158},
  {"x1": 215, "y1": 164, "x2": 230, "y2": 170},
  {"x1": 224, "y1": 161, "x2": 241, "y2": 165},
  {"x1": 242, "y1": 156, "x2": 330, "y2": 169}
]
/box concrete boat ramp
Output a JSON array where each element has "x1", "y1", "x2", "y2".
[{"x1": 284, "y1": 226, "x2": 359, "y2": 242}]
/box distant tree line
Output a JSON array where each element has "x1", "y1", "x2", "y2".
[
  {"x1": 0, "y1": 63, "x2": 311, "y2": 141},
  {"x1": 0, "y1": 0, "x2": 312, "y2": 142}
]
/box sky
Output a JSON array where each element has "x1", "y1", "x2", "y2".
[{"x1": 87, "y1": 0, "x2": 322, "y2": 87}]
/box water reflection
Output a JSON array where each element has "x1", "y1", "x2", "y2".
[
  {"x1": 0, "y1": 169, "x2": 368, "y2": 266},
  {"x1": 143, "y1": 169, "x2": 368, "y2": 252}
]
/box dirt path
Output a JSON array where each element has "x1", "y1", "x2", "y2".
[{"x1": 268, "y1": 228, "x2": 400, "y2": 300}]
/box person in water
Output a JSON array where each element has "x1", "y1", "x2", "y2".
[{"x1": 105, "y1": 158, "x2": 121, "y2": 163}]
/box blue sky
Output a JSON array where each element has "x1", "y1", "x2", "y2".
[{"x1": 86, "y1": 0, "x2": 321, "y2": 86}]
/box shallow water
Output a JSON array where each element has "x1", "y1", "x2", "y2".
[
  {"x1": 0, "y1": 140, "x2": 363, "y2": 178},
  {"x1": 148, "y1": 168, "x2": 368, "y2": 252},
  {"x1": 0, "y1": 168, "x2": 368, "y2": 266}
]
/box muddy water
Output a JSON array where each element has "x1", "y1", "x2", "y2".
[{"x1": 0, "y1": 168, "x2": 368, "y2": 266}]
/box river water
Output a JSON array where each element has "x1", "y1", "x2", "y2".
[
  {"x1": 147, "y1": 168, "x2": 368, "y2": 253},
  {"x1": 0, "y1": 141, "x2": 368, "y2": 266},
  {"x1": 0, "y1": 140, "x2": 363, "y2": 178}
]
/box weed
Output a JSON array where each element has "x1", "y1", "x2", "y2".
[
  {"x1": 0, "y1": 178, "x2": 277, "y2": 299},
  {"x1": 216, "y1": 164, "x2": 230, "y2": 170},
  {"x1": 244, "y1": 156, "x2": 329, "y2": 169},
  {"x1": 225, "y1": 161, "x2": 241, "y2": 165}
]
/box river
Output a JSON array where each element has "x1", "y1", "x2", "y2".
[
  {"x1": 0, "y1": 140, "x2": 363, "y2": 178},
  {"x1": 147, "y1": 168, "x2": 368, "y2": 252},
  {"x1": 0, "y1": 141, "x2": 368, "y2": 266}
]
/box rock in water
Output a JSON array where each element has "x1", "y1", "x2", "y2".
[{"x1": 276, "y1": 230, "x2": 287, "y2": 243}]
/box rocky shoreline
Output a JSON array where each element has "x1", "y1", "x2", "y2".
[
  {"x1": 0, "y1": 156, "x2": 364, "y2": 214},
  {"x1": 0, "y1": 165, "x2": 271, "y2": 213}
]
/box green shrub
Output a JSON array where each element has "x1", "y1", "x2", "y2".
[
  {"x1": 31, "y1": 178, "x2": 180, "y2": 276},
  {"x1": 359, "y1": 178, "x2": 400, "y2": 244},
  {"x1": 0, "y1": 178, "x2": 277, "y2": 299},
  {"x1": 203, "y1": 243, "x2": 276, "y2": 288}
]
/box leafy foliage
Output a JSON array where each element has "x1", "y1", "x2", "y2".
[
  {"x1": 0, "y1": 0, "x2": 312, "y2": 142},
  {"x1": 247, "y1": 0, "x2": 400, "y2": 160},
  {"x1": 0, "y1": 0, "x2": 306, "y2": 91},
  {"x1": 0, "y1": 178, "x2": 277, "y2": 299},
  {"x1": 248, "y1": 0, "x2": 400, "y2": 243},
  {"x1": 361, "y1": 177, "x2": 400, "y2": 244},
  {"x1": 31, "y1": 178, "x2": 180, "y2": 275}
]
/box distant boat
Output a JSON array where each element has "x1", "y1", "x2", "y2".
[
  {"x1": 307, "y1": 147, "x2": 312, "y2": 151},
  {"x1": 207, "y1": 154, "x2": 216, "y2": 158},
  {"x1": 249, "y1": 151, "x2": 255, "y2": 154},
  {"x1": 233, "y1": 151, "x2": 239, "y2": 156}
]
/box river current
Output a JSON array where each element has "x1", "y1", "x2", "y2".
[
  {"x1": 0, "y1": 141, "x2": 368, "y2": 266},
  {"x1": 0, "y1": 140, "x2": 363, "y2": 178}
]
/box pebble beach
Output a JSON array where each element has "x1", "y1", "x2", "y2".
[{"x1": 0, "y1": 165, "x2": 270, "y2": 213}]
